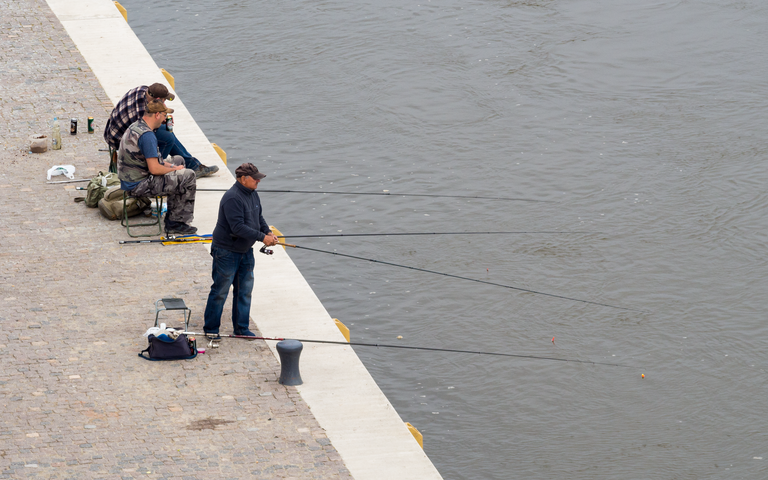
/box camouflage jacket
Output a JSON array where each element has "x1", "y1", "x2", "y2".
[{"x1": 117, "y1": 119, "x2": 158, "y2": 185}]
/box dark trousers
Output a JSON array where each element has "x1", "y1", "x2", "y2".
[
  {"x1": 155, "y1": 124, "x2": 201, "y2": 170},
  {"x1": 203, "y1": 245, "x2": 255, "y2": 335}
]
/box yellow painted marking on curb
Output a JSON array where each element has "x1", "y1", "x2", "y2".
[
  {"x1": 211, "y1": 143, "x2": 227, "y2": 165},
  {"x1": 113, "y1": 1, "x2": 127, "y2": 21},
  {"x1": 405, "y1": 422, "x2": 423, "y2": 449},
  {"x1": 160, "y1": 68, "x2": 175, "y2": 89},
  {"x1": 333, "y1": 318, "x2": 350, "y2": 342}
]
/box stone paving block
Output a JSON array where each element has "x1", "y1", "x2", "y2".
[{"x1": 0, "y1": 1, "x2": 353, "y2": 478}]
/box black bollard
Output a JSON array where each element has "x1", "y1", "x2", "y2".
[{"x1": 276, "y1": 340, "x2": 303, "y2": 385}]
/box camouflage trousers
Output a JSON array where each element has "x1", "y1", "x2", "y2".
[{"x1": 130, "y1": 156, "x2": 196, "y2": 224}]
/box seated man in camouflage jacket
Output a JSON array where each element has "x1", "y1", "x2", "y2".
[
  {"x1": 104, "y1": 82, "x2": 218, "y2": 178},
  {"x1": 117, "y1": 100, "x2": 198, "y2": 235}
]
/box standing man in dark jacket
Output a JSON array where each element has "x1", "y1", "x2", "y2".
[{"x1": 203, "y1": 163, "x2": 279, "y2": 337}]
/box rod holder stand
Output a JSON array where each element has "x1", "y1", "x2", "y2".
[{"x1": 277, "y1": 340, "x2": 303, "y2": 385}]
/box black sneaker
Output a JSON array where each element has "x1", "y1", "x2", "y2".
[
  {"x1": 234, "y1": 330, "x2": 257, "y2": 337},
  {"x1": 165, "y1": 221, "x2": 198, "y2": 235},
  {"x1": 194, "y1": 165, "x2": 219, "y2": 178}
]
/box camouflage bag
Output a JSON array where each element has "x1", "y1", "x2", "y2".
[{"x1": 97, "y1": 185, "x2": 151, "y2": 220}]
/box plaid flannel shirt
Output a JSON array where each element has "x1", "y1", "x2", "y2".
[{"x1": 103, "y1": 85, "x2": 149, "y2": 150}]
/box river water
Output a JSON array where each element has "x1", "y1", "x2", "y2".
[{"x1": 120, "y1": 0, "x2": 768, "y2": 477}]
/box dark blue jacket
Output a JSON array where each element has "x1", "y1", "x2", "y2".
[{"x1": 211, "y1": 182, "x2": 271, "y2": 253}]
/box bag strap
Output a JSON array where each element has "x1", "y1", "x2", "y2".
[{"x1": 138, "y1": 346, "x2": 152, "y2": 361}]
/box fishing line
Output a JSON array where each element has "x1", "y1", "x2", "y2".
[
  {"x1": 277, "y1": 231, "x2": 600, "y2": 239},
  {"x1": 181, "y1": 331, "x2": 626, "y2": 367},
  {"x1": 197, "y1": 188, "x2": 551, "y2": 203},
  {"x1": 280, "y1": 243, "x2": 646, "y2": 313}
]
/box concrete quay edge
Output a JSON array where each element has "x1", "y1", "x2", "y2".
[{"x1": 43, "y1": 0, "x2": 444, "y2": 478}]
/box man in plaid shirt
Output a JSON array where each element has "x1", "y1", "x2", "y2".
[{"x1": 104, "y1": 83, "x2": 219, "y2": 178}]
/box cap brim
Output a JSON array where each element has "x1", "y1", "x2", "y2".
[
  {"x1": 166, "y1": 93, "x2": 175, "y2": 101},
  {"x1": 165, "y1": 107, "x2": 175, "y2": 114},
  {"x1": 253, "y1": 173, "x2": 266, "y2": 179}
]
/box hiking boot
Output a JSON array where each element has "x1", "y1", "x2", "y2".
[
  {"x1": 165, "y1": 221, "x2": 198, "y2": 235},
  {"x1": 194, "y1": 165, "x2": 219, "y2": 178}
]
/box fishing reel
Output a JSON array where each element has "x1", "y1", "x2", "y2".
[
  {"x1": 206, "y1": 333, "x2": 220, "y2": 349},
  {"x1": 259, "y1": 245, "x2": 274, "y2": 256}
]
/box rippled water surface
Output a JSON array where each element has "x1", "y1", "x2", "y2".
[{"x1": 121, "y1": 0, "x2": 768, "y2": 477}]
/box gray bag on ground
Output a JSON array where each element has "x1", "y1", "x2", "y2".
[
  {"x1": 85, "y1": 171, "x2": 120, "y2": 207},
  {"x1": 97, "y1": 185, "x2": 151, "y2": 220}
]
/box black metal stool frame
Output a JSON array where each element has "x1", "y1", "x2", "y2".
[
  {"x1": 122, "y1": 191, "x2": 164, "y2": 238},
  {"x1": 154, "y1": 298, "x2": 191, "y2": 331}
]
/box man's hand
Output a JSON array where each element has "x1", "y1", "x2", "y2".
[
  {"x1": 147, "y1": 157, "x2": 184, "y2": 175},
  {"x1": 263, "y1": 234, "x2": 279, "y2": 247}
]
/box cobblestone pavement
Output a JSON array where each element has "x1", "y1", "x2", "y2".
[{"x1": 0, "y1": 1, "x2": 353, "y2": 478}]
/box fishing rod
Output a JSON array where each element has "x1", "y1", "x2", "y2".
[
  {"x1": 277, "y1": 231, "x2": 600, "y2": 239},
  {"x1": 118, "y1": 231, "x2": 598, "y2": 244},
  {"x1": 46, "y1": 178, "x2": 90, "y2": 184},
  {"x1": 120, "y1": 236, "x2": 640, "y2": 311},
  {"x1": 181, "y1": 331, "x2": 626, "y2": 367},
  {"x1": 277, "y1": 243, "x2": 645, "y2": 313},
  {"x1": 197, "y1": 188, "x2": 552, "y2": 203},
  {"x1": 119, "y1": 234, "x2": 211, "y2": 245}
]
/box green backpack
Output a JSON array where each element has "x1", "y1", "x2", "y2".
[{"x1": 85, "y1": 171, "x2": 120, "y2": 208}]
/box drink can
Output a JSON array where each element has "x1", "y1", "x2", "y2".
[
  {"x1": 166, "y1": 114, "x2": 173, "y2": 132},
  {"x1": 87, "y1": 116, "x2": 94, "y2": 134},
  {"x1": 70, "y1": 118, "x2": 77, "y2": 135}
]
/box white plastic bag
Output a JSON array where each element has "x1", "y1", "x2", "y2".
[{"x1": 47, "y1": 164, "x2": 76, "y2": 180}]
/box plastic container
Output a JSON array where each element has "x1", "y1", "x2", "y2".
[
  {"x1": 29, "y1": 134, "x2": 48, "y2": 153},
  {"x1": 51, "y1": 118, "x2": 62, "y2": 150},
  {"x1": 150, "y1": 204, "x2": 168, "y2": 218}
]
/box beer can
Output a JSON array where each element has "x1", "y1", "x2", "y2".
[
  {"x1": 166, "y1": 114, "x2": 174, "y2": 132},
  {"x1": 70, "y1": 118, "x2": 77, "y2": 135},
  {"x1": 87, "y1": 116, "x2": 94, "y2": 134}
]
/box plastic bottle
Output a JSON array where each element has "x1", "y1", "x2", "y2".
[{"x1": 51, "y1": 117, "x2": 62, "y2": 150}]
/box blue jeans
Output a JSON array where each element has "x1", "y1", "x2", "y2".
[
  {"x1": 203, "y1": 245, "x2": 255, "y2": 334},
  {"x1": 155, "y1": 124, "x2": 202, "y2": 170}
]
